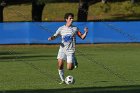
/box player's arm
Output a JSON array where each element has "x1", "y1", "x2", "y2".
[
  {"x1": 48, "y1": 27, "x2": 61, "y2": 41},
  {"x1": 48, "y1": 36, "x2": 57, "y2": 40},
  {"x1": 77, "y1": 27, "x2": 88, "y2": 40}
]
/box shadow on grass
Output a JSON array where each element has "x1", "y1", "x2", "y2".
[
  {"x1": 1, "y1": 85, "x2": 140, "y2": 93},
  {"x1": 0, "y1": 51, "x2": 56, "y2": 62},
  {"x1": 0, "y1": 54, "x2": 56, "y2": 62},
  {"x1": 0, "y1": 51, "x2": 23, "y2": 55}
]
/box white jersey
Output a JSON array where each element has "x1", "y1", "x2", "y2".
[{"x1": 54, "y1": 25, "x2": 79, "y2": 53}]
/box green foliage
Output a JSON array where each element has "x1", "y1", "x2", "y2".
[
  {"x1": 4, "y1": 1, "x2": 140, "y2": 21},
  {"x1": 36, "y1": 0, "x2": 78, "y2": 3},
  {"x1": 121, "y1": 1, "x2": 135, "y2": 14},
  {"x1": 100, "y1": 3, "x2": 111, "y2": 13}
]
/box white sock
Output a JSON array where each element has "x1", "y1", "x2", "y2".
[{"x1": 58, "y1": 69, "x2": 64, "y2": 81}]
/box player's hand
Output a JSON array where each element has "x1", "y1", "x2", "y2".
[
  {"x1": 48, "y1": 37, "x2": 52, "y2": 41},
  {"x1": 84, "y1": 27, "x2": 88, "y2": 33},
  {"x1": 48, "y1": 36, "x2": 56, "y2": 40}
]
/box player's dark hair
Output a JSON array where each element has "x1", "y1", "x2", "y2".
[{"x1": 64, "y1": 13, "x2": 74, "y2": 20}]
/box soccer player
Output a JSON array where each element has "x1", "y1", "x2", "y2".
[{"x1": 48, "y1": 13, "x2": 88, "y2": 84}]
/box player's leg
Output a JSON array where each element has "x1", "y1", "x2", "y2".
[
  {"x1": 57, "y1": 48, "x2": 66, "y2": 84},
  {"x1": 67, "y1": 53, "x2": 74, "y2": 70},
  {"x1": 58, "y1": 58, "x2": 65, "y2": 84}
]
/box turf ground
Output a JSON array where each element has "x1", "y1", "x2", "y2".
[{"x1": 0, "y1": 44, "x2": 140, "y2": 93}]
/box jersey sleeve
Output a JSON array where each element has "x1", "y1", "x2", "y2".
[
  {"x1": 76, "y1": 27, "x2": 82, "y2": 37},
  {"x1": 53, "y1": 27, "x2": 61, "y2": 37}
]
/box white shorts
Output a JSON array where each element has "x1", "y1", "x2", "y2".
[{"x1": 57, "y1": 47, "x2": 75, "y2": 63}]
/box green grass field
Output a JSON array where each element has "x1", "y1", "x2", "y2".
[{"x1": 0, "y1": 44, "x2": 140, "y2": 93}]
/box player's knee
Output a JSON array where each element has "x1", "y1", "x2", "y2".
[
  {"x1": 67, "y1": 68, "x2": 73, "y2": 70},
  {"x1": 67, "y1": 66, "x2": 74, "y2": 70},
  {"x1": 58, "y1": 63, "x2": 64, "y2": 69},
  {"x1": 67, "y1": 62, "x2": 74, "y2": 70},
  {"x1": 58, "y1": 59, "x2": 64, "y2": 69},
  {"x1": 58, "y1": 65, "x2": 63, "y2": 70}
]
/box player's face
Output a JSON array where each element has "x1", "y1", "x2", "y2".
[{"x1": 66, "y1": 15, "x2": 74, "y2": 24}]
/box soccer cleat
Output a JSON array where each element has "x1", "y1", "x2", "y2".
[
  {"x1": 74, "y1": 65, "x2": 78, "y2": 68},
  {"x1": 74, "y1": 57, "x2": 78, "y2": 68},
  {"x1": 59, "y1": 81, "x2": 65, "y2": 84},
  {"x1": 74, "y1": 62, "x2": 78, "y2": 68}
]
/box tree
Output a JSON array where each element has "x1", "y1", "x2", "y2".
[
  {"x1": 32, "y1": 0, "x2": 45, "y2": 22},
  {"x1": 102, "y1": 0, "x2": 107, "y2": 3},
  {"x1": 0, "y1": 0, "x2": 6, "y2": 22},
  {"x1": 0, "y1": 0, "x2": 46, "y2": 22},
  {"x1": 31, "y1": 0, "x2": 69, "y2": 22},
  {"x1": 77, "y1": 0, "x2": 101, "y2": 22},
  {"x1": 77, "y1": 0, "x2": 89, "y2": 22}
]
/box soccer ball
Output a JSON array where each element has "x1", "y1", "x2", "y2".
[{"x1": 65, "y1": 75, "x2": 75, "y2": 85}]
